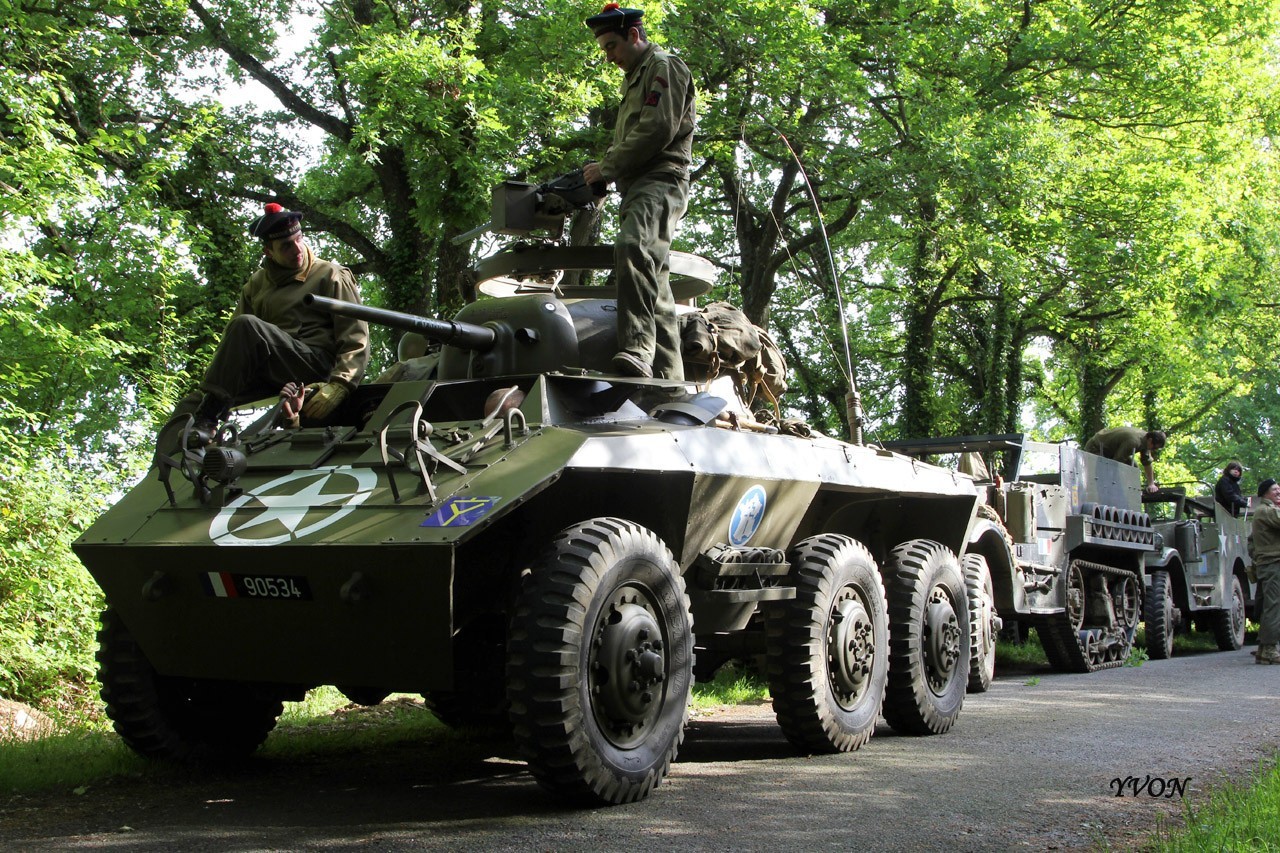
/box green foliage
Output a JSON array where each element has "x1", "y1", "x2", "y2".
[
  {"x1": 1125, "y1": 645, "x2": 1149, "y2": 667},
  {"x1": 0, "y1": 459, "x2": 106, "y2": 713}
]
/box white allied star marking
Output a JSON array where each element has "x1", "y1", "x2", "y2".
[
  {"x1": 228, "y1": 472, "x2": 356, "y2": 535},
  {"x1": 209, "y1": 466, "x2": 379, "y2": 546}
]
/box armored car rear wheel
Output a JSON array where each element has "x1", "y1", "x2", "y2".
[
  {"x1": 765, "y1": 535, "x2": 888, "y2": 753},
  {"x1": 506, "y1": 518, "x2": 693, "y2": 804},
  {"x1": 1211, "y1": 574, "x2": 1247, "y2": 651},
  {"x1": 883, "y1": 540, "x2": 969, "y2": 735},
  {"x1": 963, "y1": 553, "x2": 999, "y2": 693},
  {"x1": 1145, "y1": 571, "x2": 1176, "y2": 660},
  {"x1": 96, "y1": 608, "x2": 283, "y2": 762}
]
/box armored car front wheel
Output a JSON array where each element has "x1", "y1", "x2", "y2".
[
  {"x1": 883, "y1": 540, "x2": 969, "y2": 735},
  {"x1": 963, "y1": 553, "x2": 999, "y2": 693},
  {"x1": 506, "y1": 518, "x2": 693, "y2": 804},
  {"x1": 765, "y1": 534, "x2": 888, "y2": 753},
  {"x1": 96, "y1": 608, "x2": 284, "y2": 762}
]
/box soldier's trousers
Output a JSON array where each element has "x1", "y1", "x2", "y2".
[
  {"x1": 616, "y1": 172, "x2": 688, "y2": 380},
  {"x1": 1257, "y1": 561, "x2": 1280, "y2": 646},
  {"x1": 200, "y1": 314, "x2": 332, "y2": 409}
]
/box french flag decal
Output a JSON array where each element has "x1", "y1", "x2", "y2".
[{"x1": 202, "y1": 572, "x2": 239, "y2": 598}]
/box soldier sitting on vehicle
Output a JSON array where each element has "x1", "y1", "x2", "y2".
[
  {"x1": 1084, "y1": 427, "x2": 1166, "y2": 494},
  {"x1": 1215, "y1": 461, "x2": 1249, "y2": 517},
  {"x1": 173, "y1": 203, "x2": 370, "y2": 446}
]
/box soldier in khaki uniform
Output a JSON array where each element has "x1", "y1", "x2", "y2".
[
  {"x1": 1084, "y1": 426, "x2": 1166, "y2": 493},
  {"x1": 183, "y1": 203, "x2": 370, "y2": 443},
  {"x1": 583, "y1": 3, "x2": 695, "y2": 380},
  {"x1": 1250, "y1": 478, "x2": 1280, "y2": 664}
]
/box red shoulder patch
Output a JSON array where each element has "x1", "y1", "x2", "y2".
[
  {"x1": 654, "y1": 75, "x2": 669, "y2": 89},
  {"x1": 644, "y1": 91, "x2": 662, "y2": 107}
]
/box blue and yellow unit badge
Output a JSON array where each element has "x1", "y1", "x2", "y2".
[{"x1": 420, "y1": 496, "x2": 502, "y2": 528}]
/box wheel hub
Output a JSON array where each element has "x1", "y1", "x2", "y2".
[
  {"x1": 923, "y1": 588, "x2": 961, "y2": 695},
  {"x1": 589, "y1": 585, "x2": 667, "y2": 749},
  {"x1": 828, "y1": 587, "x2": 874, "y2": 708}
]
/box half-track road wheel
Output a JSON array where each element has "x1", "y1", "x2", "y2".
[
  {"x1": 1145, "y1": 570, "x2": 1176, "y2": 660},
  {"x1": 883, "y1": 539, "x2": 969, "y2": 735},
  {"x1": 764, "y1": 534, "x2": 888, "y2": 753},
  {"x1": 1037, "y1": 560, "x2": 1139, "y2": 672},
  {"x1": 506, "y1": 517, "x2": 693, "y2": 805},
  {"x1": 963, "y1": 553, "x2": 999, "y2": 693},
  {"x1": 1211, "y1": 574, "x2": 1248, "y2": 652},
  {"x1": 96, "y1": 608, "x2": 284, "y2": 762}
]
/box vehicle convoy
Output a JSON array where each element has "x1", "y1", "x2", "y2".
[
  {"x1": 884, "y1": 434, "x2": 1157, "y2": 677},
  {"x1": 73, "y1": 176, "x2": 983, "y2": 805},
  {"x1": 884, "y1": 434, "x2": 1254, "y2": 676},
  {"x1": 1139, "y1": 487, "x2": 1252, "y2": 658}
]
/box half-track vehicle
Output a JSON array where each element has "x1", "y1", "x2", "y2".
[
  {"x1": 885, "y1": 434, "x2": 1157, "y2": 679},
  {"x1": 74, "y1": 177, "x2": 983, "y2": 805},
  {"x1": 1139, "y1": 487, "x2": 1252, "y2": 657}
]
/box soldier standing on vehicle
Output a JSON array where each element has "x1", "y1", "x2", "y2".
[
  {"x1": 582, "y1": 3, "x2": 695, "y2": 380},
  {"x1": 1215, "y1": 461, "x2": 1249, "y2": 517},
  {"x1": 1084, "y1": 427, "x2": 1166, "y2": 493},
  {"x1": 1250, "y1": 478, "x2": 1280, "y2": 664},
  {"x1": 180, "y1": 203, "x2": 369, "y2": 445}
]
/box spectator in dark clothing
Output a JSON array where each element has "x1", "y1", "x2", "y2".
[{"x1": 1215, "y1": 461, "x2": 1249, "y2": 517}]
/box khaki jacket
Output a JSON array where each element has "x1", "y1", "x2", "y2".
[
  {"x1": 1251, "y1": 498, "x2": 1280, "y2": 565},
  {"x1": 599, "y1": 44, "x2": 695, "y2": 192},
  {"x1": 237, "y1": 248, "x2": 370, "y2": 389}
]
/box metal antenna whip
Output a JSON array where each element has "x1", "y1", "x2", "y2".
[{"x1": 767, "y1": 125, "x2": 864, "y2": 444}]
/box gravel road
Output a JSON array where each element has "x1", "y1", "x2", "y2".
[{"x1": 3, "y1": 646, "x2": 1279, "y2": 851}]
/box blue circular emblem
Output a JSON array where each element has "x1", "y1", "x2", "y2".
[{"x1": 728, "y1": 485, "x2": 768, "y2": 547}]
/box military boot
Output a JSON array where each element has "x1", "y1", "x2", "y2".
[
  {"x1": 188, "y1": 392, "x2": 229, "y2": 448},
  {"x1": 1254, "y1": 644, "x2": 1280, "y2": 665}
]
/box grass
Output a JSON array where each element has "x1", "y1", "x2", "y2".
[
  {"x1": 1147, "y1": 756, "x2": 1280, "y2": 851},
  {"x1": 0, "y1": 729, "x2": 146, "y2": 796},
  {"x1": 692, "y1": 660, "x2": 769, "y2": 708}
]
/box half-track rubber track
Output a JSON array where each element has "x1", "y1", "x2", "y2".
[{"x1": 1036, "y1": 559, "x2": 1141, "y2": 673}]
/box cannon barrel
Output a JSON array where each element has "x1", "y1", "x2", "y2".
[{"x1": 305, "y1": 294, "x2": 496, "y2": 352}]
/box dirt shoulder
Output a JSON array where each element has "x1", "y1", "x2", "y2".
[{"x1": 3, "y1": 648, "x2": 1278, "y2": 851}]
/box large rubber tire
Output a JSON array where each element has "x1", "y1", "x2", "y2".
[
  {"x1": 883, "y1": 540, "x2": 969, "y2": 735},
  {"x1": 96, "y1": 608, "x2": 283, "y2": 762},
  {"x1": 764, "y1": 535, "x2": 888, "y2": 753},
  {"x1": 963, "y1": 553, "x2": 998, "y2": 693},
  {"x1": 1145, "y1": 571, "x2": 1176, "y2": 660},
  {"x1": 1211, "y1": 574, "x2": 1247, "y2": 651},
  {"x1": 506, "y1": 518, "x2": 693, "y2": 805}
]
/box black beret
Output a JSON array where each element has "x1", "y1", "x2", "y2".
[
  {"x1": 586, "y1": 3, "x2": 643, "y2": 35},
  {"x1": 249, "y1": 202, "x2": 303, "y2": 241},
  {"x1": 1259, "y1": 478, "x2": 1277, "y2": 497}
]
